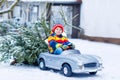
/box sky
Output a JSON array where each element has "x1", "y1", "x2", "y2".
[{"x1": 0, "y1": 39, "x2": 120, "y2": 80}]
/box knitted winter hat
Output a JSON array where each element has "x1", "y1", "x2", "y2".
[{"x1": 52, "y1": 24, "x2": 64, "y2": 32}]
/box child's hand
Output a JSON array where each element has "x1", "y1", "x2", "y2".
[
  {"x1": 62, "y1": 45, "x2": 69, "y2": 50},
  {"x1": 67, "y1": 43, "x2": 72, "y2": 46},
  {"x1": 67, "y1": 43, "x2": 75, "y2": 49},
  {"x1": 56, "y1": 44, "x2": 62, "y2": 48},
  {"x1": 69, "y1": 43, "x2": 75, "y2": 49}
]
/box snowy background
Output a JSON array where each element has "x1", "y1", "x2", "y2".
[
  {"x1": 81, "y1": 0, "x2": 120, "y2": 38},
  {"x1": 0, "y1": 39, "x2": 120, "y2": 80}
]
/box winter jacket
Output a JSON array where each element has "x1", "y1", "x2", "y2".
[{"x1": 47, "y1": 32, "x2": 71, "y2": 54}]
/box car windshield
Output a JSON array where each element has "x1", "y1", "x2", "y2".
[{"x1": 61, "y1": 49, "x2": 81, "y2": 55}]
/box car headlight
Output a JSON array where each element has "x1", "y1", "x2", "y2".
[
  {"x1": 74, "y1": 58, "x2": 84, "y2": 69},
  {"x1": 77, "y1": 61, "x2": 84, "y2": 70},
  {"x1": 77, "y1": 62, "x2": 83, "y2": 66},
  {"x1": 77, "y1": 60, "x2": 83, "y2": 66}
]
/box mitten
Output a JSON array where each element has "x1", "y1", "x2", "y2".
[
  {"x1": 62, "y1": 45, "x2": 69, "y2": 50},
  {"x1": 68, "y1": 43, "x2": 75, "y2": 49},
  {"x1": 56, "y1": 43, "x2": 62, "y2": 48}
]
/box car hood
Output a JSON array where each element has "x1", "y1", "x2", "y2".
[{"x1": 62, "y1": 53, "x2": 99, "y2": 64}]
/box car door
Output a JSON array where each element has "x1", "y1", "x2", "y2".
[{"x1": 46, "y1": 54, "x2": 61, "y2": 69}]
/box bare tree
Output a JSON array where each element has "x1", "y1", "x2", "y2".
[{"x1": 0, "y1": 0, "x2": 20, "y2": 14}]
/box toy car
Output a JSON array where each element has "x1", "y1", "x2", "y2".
[{"x1": 38, "y1": 49, "x2": 103, "y2": 77}]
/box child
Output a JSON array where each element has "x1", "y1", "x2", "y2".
[{"x1": 47, "y1": 24, "x2": 75, "y2": 55}]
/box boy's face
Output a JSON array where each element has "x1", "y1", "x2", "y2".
[{"x1": 54, "y1": 27, "x2": 63, "y2": 35}]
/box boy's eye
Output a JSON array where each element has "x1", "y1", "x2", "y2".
[
  {"x1": 57, "y1": 29, "x2": 60, "y2": 30},
  {"x1": 56, "y1": 28, "x2": 62, "y2": 31}
]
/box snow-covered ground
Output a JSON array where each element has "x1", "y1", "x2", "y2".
[{"x1": 0, "y1": 39, "x2": 120, "y2": 80}]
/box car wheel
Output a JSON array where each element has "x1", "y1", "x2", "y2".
[
  {"x1": 89, "y1": 71, "x2": 97, "y2": 75},
  {"x1": 61, "y1": 64, "x2": 72, "y2": 77},
  {"x1": 39, "y1": 59, "x2": 46, "y2": 70}
]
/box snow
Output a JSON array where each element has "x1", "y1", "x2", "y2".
[{"x1": 0, "y1": 39, "x2": 120, "y2": 80}]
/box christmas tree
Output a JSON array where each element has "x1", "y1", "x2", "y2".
[{"x1": 0, "y1": 17, "x2": 50, "y2": 65}]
